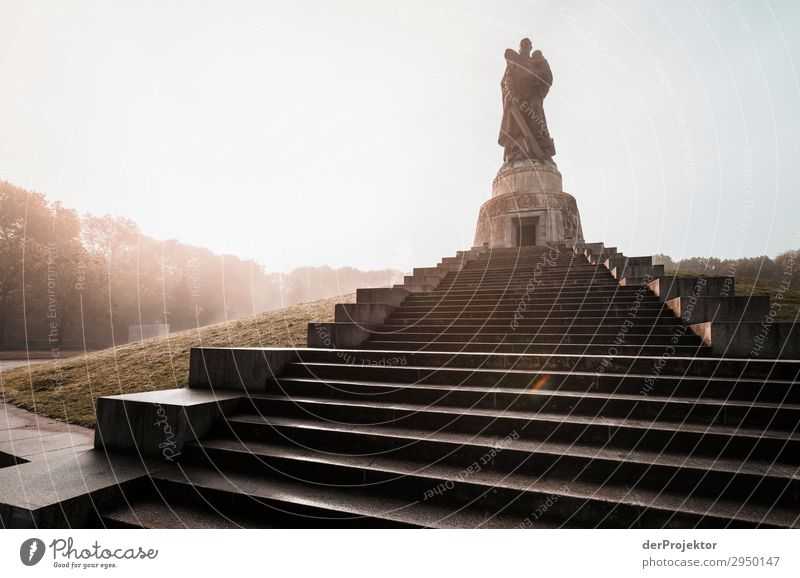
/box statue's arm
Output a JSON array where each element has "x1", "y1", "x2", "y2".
[
  {"x1": 542, "y1": 58, "x2": 553, "y2": 88},
  {"x1": 534, "y1": 51, "x2": 553, "y2": 88},
  {"x1": 501, "y1": 49, "x2": 519, "y2": 104}
]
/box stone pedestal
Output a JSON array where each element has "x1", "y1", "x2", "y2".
[{"x1": 473, "y1": 159, "x2": 584, "y2": 248}]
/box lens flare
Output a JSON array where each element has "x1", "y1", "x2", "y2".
[{"x1": 531, "y1": 374, "x2": 550, "y2": 390}]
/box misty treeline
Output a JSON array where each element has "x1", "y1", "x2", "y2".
[
  {"x1": 653, "y1": 252, "x2": 798, "y2": 282},
  {"x1": 0, "y1": 181, "x2": 402, "y2": 350}
]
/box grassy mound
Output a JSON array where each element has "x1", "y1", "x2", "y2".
[
  {"x1": 733, "y1": 277, "x2": 800, "y2": 321},
  {"x1": 0, "y1": 293, "x2": 354, "y2": 427}
]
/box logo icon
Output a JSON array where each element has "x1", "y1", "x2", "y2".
[{"x1": 20, "y1": 538, "x2": 46, "y2": 566}]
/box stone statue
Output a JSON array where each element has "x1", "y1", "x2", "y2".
[{"x1": 498, "y1": 38, "x2": 556, "y2": 162}]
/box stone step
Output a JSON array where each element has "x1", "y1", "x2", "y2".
[
  {"x1": 441, "y1": 271, "x2": 614, "y2": 282},
  {"x1": 257, "y1": 379, "x2": 793, "y2": 429},
  {"x1": 230, "y1": 396, "x2": 800, "y2": 465},
  {"x1": 449, "y1": 264, "x2": 608, "y2": 271},
  {"x1": 466, "y1": 254, "x2": 586, "y2": 261},
  {"x1": 279, "y1": 365, "x2": 800, "y2": 404},
  {"x1": 404, "y1": 295, "x2": 649, "y2": 306},
  {"x1": 464, "y1": 265, "x2": 595, "y2": 270},
  {"x1": 435, "y1": 283, "x2": 622, "y2": 292},
  {"x1": 417, "y1": 287, "x2": 643, "y2": 299},
  {"x1": 377, "y1": 323, "x2": 687, "y2": 334},
  {"x1": 292, "y1": 349, "x2": 800, "y2": 380},
  {"x1": 464, "y1": 258, "x2": 591, "y2": 266},
  {"x1": 386, "y1": 310, "x2": 666, "y2": 320},
  {"x1": 390, "y1": 305, "x2": 672, "y2": 315},
  {"x1": 360, "y1": 341, "x2": 708, "y2": 356},
  {"x1": 441, "y1": 276, "x2": 618, "y2": 284},
  {"x1": 405, "y1": 293, "x2": 659, "y2": 302},
  {"x1": 148, "y1": 464, "x2": 534, "y2": 529},
  {"x1": 363, "y1": 332, "x2": 702, "y2": 345},
  {"x1": 101, "y1": 499, "x2": 265, "y2": 529},
  {"x1": 462, "y1": 264, "x2": 598, "y2": 272},
  {"x1": 392, "y1": 308, "x2": 665, "y2": 318},
  {"x1": 397, "y1": 298, "x2": 665, "y2": 310},
  {"x1": 452, "y1": 272, "x2": 608, "y2": 281},
  {"x1": 386, "y1": 318, "x2": 681, "y2": 326},
  {"x1": 182, "y1": 436, "x2": 797, "y2": 528},
  {"x1": 384, "y1": 315, "x2": 680, "y2": 326},
  {"x1": 401, "y1": 297, "x2": 662, "y2": 308},
  {"x1": 454, "y1": 260, "x2": 602, "y2": 269},
  {"x1": 399, "y1": 299, "x2": 635, "y2": 309},
  {"x1": 219, "y1": 414, "x2": 800, "y2": 512},
  {"x1": 387, "y1": 307, "x2": 671, "y2": 319},
  {"x1": 461, "y1": 266, "x2": 600, "y2": 274},
  {"x1": 435, "y1": 280, "x2": 622, "y2": 290},
  {"x1": 395, "y1": 303, "x2": 664, "y2": 313},
  {"x1": 449, "y1": 271, "x2": 605, "y2": 280}
]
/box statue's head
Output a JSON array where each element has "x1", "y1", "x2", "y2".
[{"x1": 519, "y1": 38, "x2": 532, "y2": 55}]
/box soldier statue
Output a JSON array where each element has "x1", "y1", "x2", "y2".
[{"x1": 498, "y1": 38, "x2": 556, "y2": 162}]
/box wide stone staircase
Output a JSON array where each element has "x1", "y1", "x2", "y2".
[
  {"x1": 88, "y1": 244, "x2": 800, "y2": 529},
  {"x1": 361, "y1": 248, "x2": 706, "y2": 356}
]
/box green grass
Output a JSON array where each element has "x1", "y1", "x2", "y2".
[
  {"x1": 0, "y1": 293, "x2": 354, "y2": 428},
  {"x1": 730, "y1": 277, "x2": 800, "y2": 321}
]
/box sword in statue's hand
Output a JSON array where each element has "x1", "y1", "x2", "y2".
[{"x1": 509, "y1": 105, "x2": 545, "y2": 159}]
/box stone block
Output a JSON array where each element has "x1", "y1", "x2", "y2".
[
  {"x1": 356, "y1": 287, "x2": 410, "y2": 307},
  {"x1": 412, "y1": 266, "x2": 447, "y2": 279},
  {"x1": 612, "y1": 264, "x2": 664, "y2": 281},
  {"x1": 439, "y1": 257, "x2": 464, "y2": 269},
  {"x1": 585, "y1": 244, "x2": 616, "y2": 265},
  {"x1": 605, "y1": 255, "x2": 652, "y2": 271},
  {"x1": 583, "y1": 242, "x2": 604, "y2": 260},
  {"x1": 648, "y1": 276, "x2": 735, "y2": 302},
  {"x1": 603, "y1": 253, "x2": 624, "y2": 270},
  {"x1": 189, "y1": 347, "x2": 299, "y2": 391},
  {"x1": 335, "y1": 302, "x2": 395, "y2": 324},
  {"x1": 94, "y1": 388, "x2": 242, "y2": 459},
  {"x1": 437, "y1": 260, "x2": 463, "y2": 271},
  {"x1": 462, "y1": 247, "x2": 489, "y2": 261},
  {"x1": 690, "y1": 322, "x2": 800, "y2": 359},
  {"x1": 393, "y1": 283, "x2": 436, "y2": 293},
  {"x1": 619, "y1": 277, "x2": 658, "y2": 287},
  {"x1": 597, "y1": 246, "x2": 617, "y2": 263},
  {"x1": 666, "y1": 296, "x2": 770, "y2": 325},
  {"x1": 403, "y1": 274, "x2": 443, "y2": 287},
  {"x1": 307, "y1": 322, "x2": 376, "y2": 349}
]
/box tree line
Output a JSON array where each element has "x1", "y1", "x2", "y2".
[
  {"x1": 653, "y1": 252, "x2": 797, "y2": 283},
  {"x1": 0, "y1": 181, "x2": 402, "y2": 350}
]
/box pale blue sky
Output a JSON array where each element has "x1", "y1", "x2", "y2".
[{"x1": 1, "y1": 0, "x2": 798, "y2": 271}]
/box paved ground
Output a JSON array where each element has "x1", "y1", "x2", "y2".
[
  {"x1": 0, "y1": 351, "x2": 85, "y2": 371},
  {"x1": 0, "y1": 358, "x2": 55, "y2": 371},
  {"x1": 0, "y1": 402, "x2": 94, "y2": 465}
]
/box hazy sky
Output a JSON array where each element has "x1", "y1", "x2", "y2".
[{"x1": 2, "y1": 0, "x2": 799, "y2": 272}]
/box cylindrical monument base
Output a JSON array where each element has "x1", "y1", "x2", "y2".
[{"x1": 473, "y1": 159, "x2": 584, "y2": 248}]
